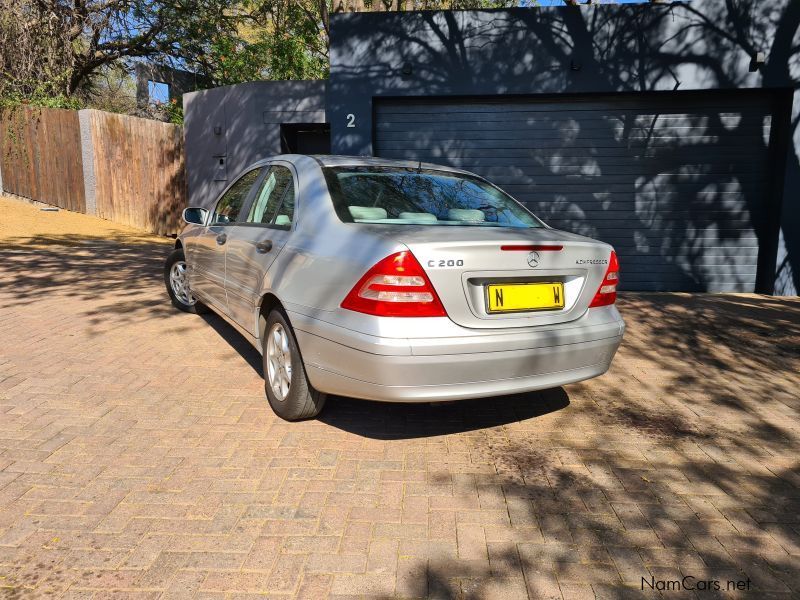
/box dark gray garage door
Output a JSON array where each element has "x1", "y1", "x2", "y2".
[{"x1": 375, "y1": 93, "x2": 779, "y2": 292}]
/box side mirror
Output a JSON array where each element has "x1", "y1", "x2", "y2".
[{"x1": 182, "y1": 207, "x2": 208, "y2": 225}]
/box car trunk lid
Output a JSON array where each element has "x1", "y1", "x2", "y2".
[{"x1": 389, "y1": 226, "x2": 615, "y2": 329}]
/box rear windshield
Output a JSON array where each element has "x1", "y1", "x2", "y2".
[{"x1": 323, "y1": 166, "x2": 543, "y2": 228}]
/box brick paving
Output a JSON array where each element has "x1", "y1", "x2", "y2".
[{"x1": 0, "y1": 234, "x2": 799, "y2": 598}]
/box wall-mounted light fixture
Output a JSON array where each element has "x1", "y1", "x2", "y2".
[
  {"x1": 213, "y1": 125, "x2": 222, "y2": 135},
  {"x1": 570, "y1": 60, "x2": 581, "y2": 72},
  {"x1": 749, "y1": 51, "x2": 766, "y2": 72},
  {"x1": 401, "y1": 62, "x2": 413, "y2": 77}
]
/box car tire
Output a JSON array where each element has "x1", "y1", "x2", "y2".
[
  {"x1": 262, "y1": 310, "x2": 327, "y2": 421},
  {"x1": 164, "y1": 248, "x2": 209, "y2": 314}
]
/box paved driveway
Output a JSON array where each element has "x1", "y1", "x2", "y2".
[{"x1": 0, "y1": 213, "x2": 799, "y2": 598}]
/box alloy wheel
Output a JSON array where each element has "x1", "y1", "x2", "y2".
[
  {"x1": 169, "y1": 261, "x2": 197, "y2": 306},
  {"x1": 266, "y1": 323, "x2": 292, "y2": 401}
]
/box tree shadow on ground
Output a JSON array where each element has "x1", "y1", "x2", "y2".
[
  {"x1": 0, "y1": 234, "x2": 174, "y2": 330},
  {"x1": 369, "y1": 293, "x2": 800, "y2": 598}
]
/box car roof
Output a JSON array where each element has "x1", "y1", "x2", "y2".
[
  {"x1": 257, "y1": 154, "x2": 474, "y2": 176},
  {"x1": 310, "y1": 155, "x2": 468, "y2": 172}
]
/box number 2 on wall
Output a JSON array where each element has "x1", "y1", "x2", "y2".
[{"x1": 346, "y1": 114, "x2": 356, "y2": 128}]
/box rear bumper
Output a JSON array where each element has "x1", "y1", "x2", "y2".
[{"x1": 289, "y1": 307, "x2": 625, "y2": 403}]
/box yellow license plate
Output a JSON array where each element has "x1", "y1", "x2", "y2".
[{"x1": 486, "y1": 282, "x2": 565, "y2": 313}]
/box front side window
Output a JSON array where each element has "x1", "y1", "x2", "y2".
[
  {"x1": 246, "y1": 165, "x2": 295, "y2": 227},
  {"x1": 211, "y1": 168, "x2": 261, "y2": 225},
  {"x1": 324, "y1": 166, "x2": 543, "y2": 228}
]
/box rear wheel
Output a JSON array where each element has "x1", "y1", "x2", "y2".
[
  {"x1": 164, "y1": 248, "x2": 208, "y2": 314},
  {"x1": 263, "y1": 310, "x2": 326, "y2": 421}
]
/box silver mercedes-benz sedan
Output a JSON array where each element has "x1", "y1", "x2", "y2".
[{"x1": 165, "y1": 155, "x2": 625, "y2": 420}]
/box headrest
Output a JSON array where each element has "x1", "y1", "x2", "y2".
[
  {"x1": 349, "y1": 206, "x2": 388, "y2": 220},
  {"x1": 448, "y1": 208, "x2": 485, "y2": 222},
  {"x1": 398, "y1": 212, "x2": 438, "y2": 223}
]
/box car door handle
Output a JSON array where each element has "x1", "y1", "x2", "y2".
[
  {"x1": 216, "y1": 233, "x2": 227, "y2": 245},
  {"x1": 256, "y1": 241, "x2": 273, "y2": 254}
]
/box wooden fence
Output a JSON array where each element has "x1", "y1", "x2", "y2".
[
  {"x1": 0, "y1": 106, "x2": 186, "y2": 235},
  {"x1": 0, "y1": 107, "x2": 86, "y2": 213},
  {"x1": 86, "y1": 110, "x2": 186, "y2": 235}
]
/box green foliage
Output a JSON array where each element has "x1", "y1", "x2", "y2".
[
  {"x1": 259, "y1": 0, "x2": 330, "y2": 80},
  {"x1": 163, "y1": 98, "x2": 184, "y2": 125},
  {"x1": 267, "y1": 33, "x2": 328, "y2": 80},
  {"x1": 191, "y1": 0, "x2": 330, "y2": 85},
  {"x1": 0, "y1": 93, "x2": 82, "y2": 111},
  {"x1": 204, "y1": 36, "x2": 272, "y2": 86}
]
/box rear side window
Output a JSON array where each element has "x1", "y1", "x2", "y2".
[
  {"x1": 324, "y1": 166, "x2": 543, "y2": 228},
  {"x1": 212, "y1": 168, "x2": 261, "y2": 224},
  {"x1": 246, "y1": 165, "x2": 294, "y2": 227}
]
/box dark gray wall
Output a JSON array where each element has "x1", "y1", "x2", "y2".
[
  {"x1": 183, "y1": 80, "x2": 326, "y2": 208},
  {"x1": 328, "y1": 1, "x2": 800, "y2": 295}
]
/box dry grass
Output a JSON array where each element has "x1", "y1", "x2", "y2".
[{"x1": 0, "y1": 195, "x2": 172, "y2": 247}]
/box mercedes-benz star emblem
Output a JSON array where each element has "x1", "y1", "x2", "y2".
[{"x1": 527, "y1": 251, "x2": 540, "y2": 268}]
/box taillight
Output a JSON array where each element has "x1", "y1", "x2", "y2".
[
  {"x1": 341, "y1": 251, "x2": 447, "y2": 317},
  {"x1": 589, "y1": 251, "x2": 619, "y2": 308}
]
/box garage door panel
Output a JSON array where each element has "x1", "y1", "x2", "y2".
[
  {"x1": 376, "y1": 138, "x2": 762, "y2": 151},
  {"x1": 417, "y1": 161, "x2": 767, "y2": 175},
  {"x1": 376, "y1": 112, "x2": 765, "y2": 127},
  {"x1": 454, "y1": 167, "x2": 768, "y2": 180},
  {"x1": 622, "y1": 274, "x2": 759, "y2": 284},
  {"x1": 582, "y1": 228, "x2": 763, "y2": 236},
  {"x1": 384, "y1": 143, "x2": 763, "y2": 157},
  {"x1": 567, "y1": 228, "x2": 761, "y2": 238},
  {"x1": 622, "y1": 282, "x2": 756, "y2": 292},
  {"x1": 524, "y1": 199, "x2": 762, "y2": 212},
  {"x1": 377, "y1": 113, "x2": 770, "y2": 136},
  {"x1": 501, "y1": 183, "x2": 765, "y2": 197},
  {"x1": 375, "y1": 93, "x2": 775, "y2": 293},
  {"x1": 622, "y1": 282, "x2": 755, "y2": 292},
  {"x1": 571, "y1": 212, "x2": 759, "y2": 222},
  {"x1": 385, "y1": 163, "x2": 767, "y2": 179},
  {"x1": 615, "y1": 237, "x2": 759, "y2": 247},
  {"x1": 488, "y1": 176, "x2": 768, "y2": 188},
  {"x1": 377, "y1": 99, "x2": 770, "y2": 116},
  {"x1": 376, "y1": 129, "x2": 770, "y2": 144},
  {"x1": 376, "y1": 120, "x2": 771, "y2": 133},
  {"x1": 612, "y1": 251, "x2": 761, "y2": 262},
  {"x1": 507, "y1": 183, "x2": 765, "y2": 195},
  {"x1": 427, "y1": 159, "x2": 767, "y2": 172}
]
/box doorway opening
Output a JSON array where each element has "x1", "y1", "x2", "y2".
[{"x1": 280, "y1": 123, "x2": 331, "y2": 154}]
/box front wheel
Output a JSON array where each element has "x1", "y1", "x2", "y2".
[
  {"x1": 164, "y1": 248, "x2": 208, "y2": 314},
  {"x1": 263, "y1": 310, "x2": 326, "y2": 421}
]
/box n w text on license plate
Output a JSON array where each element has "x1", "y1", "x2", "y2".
[{"x1": 486, "y1": 282, "x2": 565, "y2": 313}]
